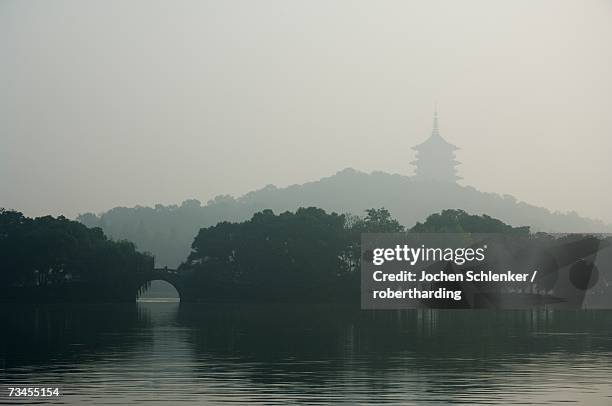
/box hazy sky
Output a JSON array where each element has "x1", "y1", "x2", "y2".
[{"x1": 2, "y1": 0, "x2": 611, "y2": 223}]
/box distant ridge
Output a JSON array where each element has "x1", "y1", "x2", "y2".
[{"x1": 79, "y1": 168, "x2": 611, "y2": 267}]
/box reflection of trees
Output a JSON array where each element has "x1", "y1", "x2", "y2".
[
  {"x1": 0, "y1": 304, "x2": 153, "y2": 369},
  {"x1": 177, "y1": 305, "x2": 612, "y2": 392},
  {"x1": 3, "y1": 303, "x2": 611, "y2": 402}
]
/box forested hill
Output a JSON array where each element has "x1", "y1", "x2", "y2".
[{"x1": 78, "y1": 168, "x2": 611, "y2": 267}]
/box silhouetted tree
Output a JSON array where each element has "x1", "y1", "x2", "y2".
[
  {"x1": 177, "y1": 207, "x2": 580, "y2": 303},
  {"x1": 411, "y1": 209, "x2": 529, "y2": 234},
  {"x1": 0, "y1": 209, "x2": 154, "y2": 302}
]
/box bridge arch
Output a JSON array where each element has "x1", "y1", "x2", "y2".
[{"x1": 137, "y1": 268, "x2": 184, "y2": 301}]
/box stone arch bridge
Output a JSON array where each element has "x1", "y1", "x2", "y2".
[{"x1": 137, "y1": 267, "x2": 193, "y2": 302}]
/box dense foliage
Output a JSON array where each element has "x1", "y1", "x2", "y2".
[
  {"x1": 411, "y1": 209, "x2": 530, "y2": 234},
  {"x1": 0, "y1": 209, "x2": 154, "y2": 301},
  {"x1": 179, "y1": 207, "x2": 530, "y2": 302},
  {"x1": 179, "y1": 207, "x2": 403, "y2": 301}
]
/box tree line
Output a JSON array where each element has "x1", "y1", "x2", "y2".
[
  {"x1": 1, "y1": 206, "x2": 547, "y2": 303},
  {"x1": 0, "y1": 209, "x2": 153, "y2": 302},
  {"x1": 177, "y1": 208, "x2": 529, "y2": 302}
]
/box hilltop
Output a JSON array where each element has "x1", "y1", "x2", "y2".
[{"x1": 78, "y1": 169, "x2": 611, "y2": 267}]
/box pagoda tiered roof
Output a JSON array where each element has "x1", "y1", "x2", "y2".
[
  {"x1": 412, "y1": 132, "x2": 458, "y2": 151},
  {"x1": 411, "y1": 109, "x2": 461, "y2": 183}
]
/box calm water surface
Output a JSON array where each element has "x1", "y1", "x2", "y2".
[{"x1": 1, "y1": 303, "x2": 611, "y2": 405}]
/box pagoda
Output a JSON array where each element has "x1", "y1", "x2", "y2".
[{"x1": 411, "y1": 109, "x2": 461, "y2": 183}]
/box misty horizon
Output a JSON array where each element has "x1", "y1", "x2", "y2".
[
  {"x1": 83, "y1": 166, "x2": 612, "y2": 226},
  {"x1": 2, "y1": 0, "x2": 612, "y2": 222}
]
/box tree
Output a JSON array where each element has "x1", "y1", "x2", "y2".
[
  {"x1": 0, "y1": 209, "x2": 154, "y2": 301},
  {"x1": 410, "y1": 209, "x2": 529, "y2": 234},
  {"x1": 180, "y1": 207, "x2": 408, "y2": 301},
  {"x1": 362, "y1": 208, "x2": 405, "y2": 233},
  {"x1": 183, "y1": 207, "x2": 351, "y2": 301}
]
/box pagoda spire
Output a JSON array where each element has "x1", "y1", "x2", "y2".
[{"x1": 432, "y1": 103, "x2": 439, "y2": 137}]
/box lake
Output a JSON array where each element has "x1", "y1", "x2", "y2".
[{"x1": 1, "y1": 302, "x2": 612, "y2": 405}]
